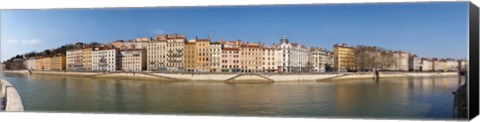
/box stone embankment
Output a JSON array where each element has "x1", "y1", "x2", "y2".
[
  {"x1": 2, "y1": 70, "x2": 458, "y2": 83},
  {"x1": 0, "y1": 79, "x2": 24, "y2": 111}
]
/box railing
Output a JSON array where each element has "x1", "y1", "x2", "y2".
[{"x1": 1, "y1": 79, "x2": 24, "y2": 111}]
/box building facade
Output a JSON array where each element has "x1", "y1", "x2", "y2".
[
  {"x1": 195, "y1": 37, "x2": 211, "y2": 72},
  {"x1": 433, "y1": 59, "x2": 446, "y2": 71},
  {"x1": 221, "y1": 40, "x2": 241, "y2": 72},
  {"x1": 309, "y1": 47, "x2": 330, "y2": 72},
  {"x1": 24, "y1": 58, "x2": 36, "y2": 70},
  {"x1": 82, "y1": 47, "x2": 93, "y2": 71},
  {"x1": 276, "y1": 36, "x2": 310, "y2": 73},
  {"x1": 210, "y1": 41, "x2": 222, "y2": 72},
  {"x1": 262, "y1": 46, "x2": 279, "y2": 72},
  {"x1": 120, "y1": 49, "x2": 146, "y2": 71},
  {"x1": 146, "y1": 38, "x2": 167, "y2": 71},
  {"x1": 240, "y1": 42, "x2": 263, "y2": 73},
  {"x1": 160, "y1": 34, "x2": 186, "y2": 71},
  {"x1": 333, "y1": 43, "x2": 356, "y2": 72},
  {"x1": 390, "y1": 51, "x2": 409, "y2": 71},
  {"x1": 92, "y1": 49, "x2": 120, "y2": 71},
  {"x1": 420, "y1": 58, "x2": 433, "y2": 71},
  {"x1": 408, "y1": 55, "x2": 422, "y2": 71},
  {"x1": 51, "y1": 54, "x2": 66, "y2": 71},
  {"x1": 184, "y1": 40, "x2": 196, "y2": 72},
  {"x1": 36, "y1": 57, "x2": 51, "y2": 71}
]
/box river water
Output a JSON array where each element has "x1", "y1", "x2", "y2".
[{"x1": 0, "y1": 72, "x2": 464, "y2": 120}]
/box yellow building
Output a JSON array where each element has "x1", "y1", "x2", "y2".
[
  {"x1": 195, "y1": 37, "x2": 211, "y2": 72},
  {"x1": 240, "y1": 42, "x2": 263, "y2": 73},
  {"x1": 51, "y1": 54, "x2": 66, "y2": 71},
  {"x1": 82, "y1": 47, "x2": 93, "y2": 71},
  {"x1": 35, "y1": 57, "x2": 51, "y2": 71},
  {"x1": 185, "y1": 40, "x2": 196, "y2": 72},
  {"x1": 333, "y1": 43, "x2": 356, "y2": 71}
]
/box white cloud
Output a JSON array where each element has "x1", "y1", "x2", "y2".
[{"x1": 6, "y1": 39, "x2": 41, "y2": 45}]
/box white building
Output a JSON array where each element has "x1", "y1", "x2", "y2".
[
  {"x1": 120, "y1": 49, "x2": 146, "y2": 72},
  {"x1": 421, "y1": 58, "x2": 433, "y2": 71},
  {"x1": 24, "y1": 58, "x2": 36, "y2": 70},
  {"x1": 432, "y1": 59, "x2": 447, "y2": 71},
  {"x1": 309, "y1": 47, "x2": 330, "y2": 72},
  {"x1": 390, "y1": 51, "x2": 409, "y2": 71},
  {"x1": 159, "y1": 34, "x2": 186, "y2": 71},
  {"x1": 92, "y1": 49, "x2": 120, "y2": 71},
  {"x1": 275, "y1": 36, "x2": 310, "y2": 73},
  {"x1": 66, "y1": 49, "x2": 83, "y2": 71},
  {"x1": 445, "y1": 59, "x2": 459, "y2": 71},
  {"x1": 210, "y1": 41, "x2": 222, "y2": 72},
  {"x1": 262, "y1": 46, "x2": 280, "y2": 72},
  {"x1": 408, "y1": 55, "x2": 421, "y2": 71},
  {"x1": 147, "y1": 39, "x2": 167, "y2": 71}
]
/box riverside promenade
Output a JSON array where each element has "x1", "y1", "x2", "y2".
[
  {"x1": 3, "y1": 70, "x2": 459, "y2": 83},
  {"x1": 0, "y1": 79, "x2": 24, "y2": 111}
]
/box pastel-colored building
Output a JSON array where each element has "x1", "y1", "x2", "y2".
[
  {"x1": 51, "y1": 54, "x2": 66, "y2": 71},
  {"x1": 408, "y1": 55, "x2": 421, "y2": 71},
  {"x1": 432, "y1": 59, "x2": 446, "y2": 71},
  {"x1": 184, "y1": 40, "x2": 196, "y2": 72},
  {"x1": 159, "y1": 34, "x2": 186, "y2": 71},
  {"x1": 333, "y1": 43, "x2": 356, "y2": 72},
  {"x1": 210, "y1": 41, "x2": 223, "y2": 72},
  {"x1": 120, "y1": 49, "x2": 147, "y2": 71},
  {"x1": 445, "y1": 59, "x2": 458, "y2": 71},
  {"x1": 147, "y1": 37, "x2": 167, "y2": 71},
  {"x1": 420, "y1": 58, "x2": 433, "y2": 71},
  {"x1": 262, "y1": 46, "x2": 280, "y2": 72},
  {"x1": 66, "y1": 49, "x2": 83, "y2": 71},
  {"x1": 390, "y1": 51, "x2": 409, "y2": 71},
  {"x1": 309, "y1": 47, "x2": 330, "y2": 72},
  {"x1": 240, "y1": 42, "x2": 263, "y2": 73},
  {"x1": 92, "y1": 48, "x2": 120, "y2": 71},
  {"x1": 24, "y1": 57, "x2": 36, "y2": 70},
  {"x1": 82, "y1": 47, "x2": 94, "y2": 71},
  {"x1": 35, "y1": 57, "x2": 51, "y2": 71},
  {"x1": 221, "y1": 40, "x2": 241, "y2": 72},
  {"x1": 195, "y1": 37, "x2": 211, "y2": 72}
]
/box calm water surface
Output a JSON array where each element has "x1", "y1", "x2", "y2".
[{"x1": 1, "y1": 72, "x2": 464, "y2": 119}]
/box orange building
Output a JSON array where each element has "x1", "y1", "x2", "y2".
[
  {"x1": 195, "y1": 36, "x2": 211, "y2": 72},
  {"x1": 35, "y1": 57, "x2": 51, "y2": 71},
  {"x1": 51, "y1": 54, "x2": 66, "y2": 71},
  {"x1": 185, "y1": 40, "x2": 196, "y2": 72},
  {"x1": 240, "y1": 42, "x2": 263, "y2": 73}
]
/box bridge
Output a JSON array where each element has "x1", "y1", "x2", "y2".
[{"x1": 0, "y1": 79, "x2": 24, "y2": 111}]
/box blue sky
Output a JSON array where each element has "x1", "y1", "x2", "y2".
[{"x1": 1, "y1": 2, "x2": 469, "y2": 61}]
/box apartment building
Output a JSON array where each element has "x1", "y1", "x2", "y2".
[
  {"x1": 240, "y1": 42, "x2": 263, "y2": 73},
  {"x1": 309, "y1": 47, "x2": 330, "y2": 72},
  {"x1": 221, "y1": 40, "x2": 241, "y2": 72},
  {"x1": 36, "y1": 57, "x2": 51, "y2": 71},
  {"x1": 333, "y1": 43, "x2": 356, "y2": 72},
  {"x1": 195, "y1": 37, "x2": 211, "y2": 72},
  {"x1": 147, "y1": 37, "x2": 167, "y2": 71},
  {"x1": 185, "y1": 40, "x2": 196, "y2": 72},
  {"x1": 92, "y1": 49, "x2": 120, "y2": 71},
  {"x1": 160, "y1": 34, "x2": 186, "y2": 71},
  {"x1": 82, "y1": 47, "x2": 93, "y2": 71},
  {"x1": 51, "y1": 54, "x2": 66, "y2": 71},
  {"x1": 24, "y1": 57, "x2": 36, "y2": 70},
  {"x1": 120, "y1": 49, "x2": 146, "y2": 71},
  {"x1": 210, "y1": 41, "x2": 223, "y2": 72},
  {"x1": 262, "y1": 46, "x2": 279, "y2": 72}
]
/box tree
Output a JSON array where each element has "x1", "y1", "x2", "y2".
[{"x1": 355, "y1": 45, "x2": 396, "y2": 72}]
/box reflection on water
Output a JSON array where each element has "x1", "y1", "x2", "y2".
[{"x1": 0, "y1": 72, "x2": 464, "y2": 119}]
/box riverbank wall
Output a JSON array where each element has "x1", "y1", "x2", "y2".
[
  {"x1": 0, "y1": 79, "x2": 24, "y2": 111},
  {"x1": 1, "y1": 70, "x2": 459, "y2": 82}
]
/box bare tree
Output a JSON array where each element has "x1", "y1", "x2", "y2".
[{"x1": 355, "y1": 45, "x2": 396, "y2": 72}]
